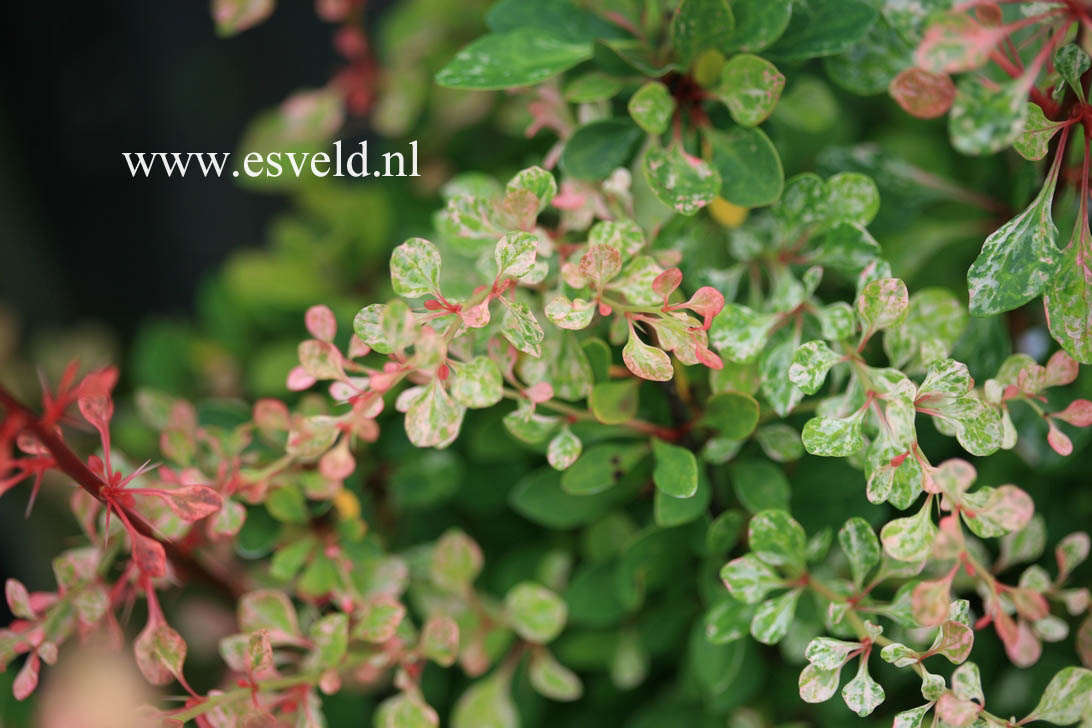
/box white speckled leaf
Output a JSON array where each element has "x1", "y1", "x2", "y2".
[
  {"x1": 750, "y1": 588, "x2": 801, "y2": 644},
  {"x1": 841, "y1": 659, "x2": 885, "y2": 717},
  {"x1": 642, "y1": 143, "x2": 721, "y2": 216},
  {"x1": 788, "y1": 339, "x2": 841, "y2": 394},
  {"x1": 405, "y1": 379, "x2": 465, "y2": 448},
  {"x1": 506, "y1": 165, "x2": 556, "y2": 214},
  {"x1": 880, "y1": 500, "x2": 937, "y2": 562},
  {"x1": 720, "y1": 553, "x2": 783, "y2": 604},
  {"x1": 799, "y1": 663, "x2": 842, "y2": 703},
  {"x1": 494, "y1": 231, "x2": 538, "y2": 279},
  {"x1": 749, "y1": 509, "x2": 807, "y2": 567},
  {"x1": 501, "y1": 299, "x2": 545, "y2": 357},
  {"x1": 546, "y1": 426, "x2": 582, "y2": 471},
  {"x1": 628, "y1": 81, "x2": 675, "y2": 135},
  {"x1": 857, "y1": 277, "x2": 909, "y2": 334},
  {"x1": 391, "y1": 237, "x2": 442, "y2": 298},
  {"x1": 839, "y1": 517, "x2": 880, "y2": 588},
  {"x1": 449, "y1": 356, "x2": 503, "y2": 409},
  {"x1": 717, "y1": 54, "x2": 784, "y2": 127},
  {"x1": 436, "y1": 29, "x2": 592, "y2": 90}
]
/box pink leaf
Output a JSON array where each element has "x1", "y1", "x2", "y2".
[
  {"x1": 934, "y1": 620, "x2": 974, "y2": 664},
  {"x1": 13, "y1": 653, "x2": 39, "y2": 701},
  {"x1": 1047, "y1": 421, "x2": 1073, "y2": 456},
  {"x1": 348, "y1": 335, "x2": 371, "y2": 359},
  {"x1": 253, "y1": 399, "x2": 291, "y2": 433},
  {"x1": 460, "y1": 298, "x2": 492, "y2": 329},
  {"x1": 161, "y1": 485, "x2": 223, "y2": 521},
  {"x1": 132, "y1": 533, "x2": 167, "y2": 578},
  {"x1": 890, "y1": 68, "x2": 956, "y2": 119},
  {"x1": 1004, "y1": 618, "x2": 1042, "y2": 668},
  {"x1": 915, "y1": 12, "x2": 1005, "y2": 74},
  {"x1": 135, "y1": 621, "x2": 187, "y2": 686},
  {"x1": 525, "y1": 381, "x2": 554, "y2": 404},
  {"x1": 1053, "y1": 399, "x2": 1092, "y2": 427},
  {"x1": 577, "y1": 245, "x2": 622, "y2": 290},
  {"x1": 298, "y1": 340, "x2": 345, "y2": 381},
  {"x1": 287, "y1": 365, "x2": 317, "y2": 392},
  {"x1": 1045, "y1": 350, "x2": 1079, "y2": 386},
  {"x1": 936, "y1": 693, "x2": 981, "y2": 727},
  {"x1": 5, "y1": 579, "x2": 34, "y2": 620},
  {"x1": 305, "y1": 305, "x2": 337, "y2": 342},
  {"x1": 652, "y1": 268, "x2": 682, "y2": 302},
  {"x1": 319, "y1": 438, "x2": 356, "y2": 481},
  {"x1": 912, "y1": 574, "x2": 953, "y2": 627},
  {"x1": 1010, "y1": 587, "x2": 1050, "y2": 622},
  {"x1": 680, "y1": 287, "x2": 725, "y2": 330}
]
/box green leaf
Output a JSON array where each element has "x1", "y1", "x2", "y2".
[
  {"x1": 766, "y1": 0, "x2": 878, "y2": 62},
  {"x1": 353, "y1": 301, "x2": 416, "y2": 355},
  {"x1": 1055, "y1": 44, "x2": 1090, "y2": 102},
  {"x1": 826, "y1": 172, "x2": 880, "y2": 227},
  {"x1": 725, "y1": 0, "x2": 792, "y2": 53},
  {"x1": 449, "y1": 356, "x2": 503, "y2": 409},
  {"x1": 802, "y1": 411, "x2": 866, "y2": 458},
  {"x1": 1014, "y1": 103, "x2": 1060, "y2": 161},
  {"x1": 589, "y1": 379, "x2": 639, "y2": 424},
  {"x1": 351, "y1": 596, "x2": 405, "y2": 643},
  {"x1": 884, "y1": 288, "x2": 967, "y2": 370},
  {"x1": 880, "y1": 500, "x2": 937, "y2": 562},
  {"x1": 436, "y1": 29, "x2": 592, "y2": 90},
  {"x1": 561, "y1": 119, "x2": 643, "y2": 180},
  {"x1": 857, "y1": 277, "x2": 909, "y2": 334},
  {"x1": 305, "y1": 613, "x2": 348, "y2": 669},
  {"x1": 375, "y1": 693, "x2": 438, "y2": 728},
  {"x1": 212, "y1": 0, "x2": 275, "y2": 37},
  {"x1": 948, "y1": 75, "x2": 1027, "y2": 156},
  {"x1": 545, "y1": 296, "x2": 596, "y2": 330},
  {"x1": 709, "y1": 303, "x2": 778, "y2": 362},
  {"x1": 704, "y1": 598, "x2": 753, "y2": 644},
  {"x1": 721, "y1": 554, "x2": 784, "y2": 604},
  {"x1": 654, "y1": 470, "x2": 711, "y2": 526},
  {"x1": 717, "y1": 54, "x2": 784, "y2": 127},
  {"x1": 750, "y1": 588, "x2": 801, "y2": 644},
  {"x1": 755, "y1": 423, "x2": 804, "y2": 462},
  {"x1": 839, "y1": 517, "x2": 880, "y2": 588},
  {"x1": 420, "y1": 616, "x2": 459, "y2": 667},
  {"x1": 431, "y1": 528, "x2": 483, "y2": 592},
  {"x1": 452, "y1": 674, "x2": 518, "y2": 728},
  {"x1": 510, "y1": 467, "x2": 635, "y2": 528},
  {"x1": 561, "y1": 442, "x2": 649, "y2": 495},
  {"x1": 1024, "y1": 667, "x2": 1092, "y2": 725},
  {"x1": 788, "y1": 340, "x2": 841, "y2": 395},
  {"x1": 1045, "y1": 212, "x2": 1092, "y2": 364},
  {"x1": 405, "y1": 379, "x2": 465, "y2": 448},
  {"x1": 842, "y1": 659, "x2": 885, "y2": 717},
  {"x1": 485, "y1": 0, "x2": 628, "y2": 43},
  {"x1": 823, "y1": 15, "x2": 913, "y2": 96},
  {"x1": 623, "y1": 329, "x2": 673, "y2": 381},
  {"x1": 643, "y1": 143, "x2": 721, "y2": 215},
  {"x1": 505, "y1": 581, "x2": 568, "y2": 643},
  {"x1": 238, "y1": 590, "x2": 302, "y2": 645},
  {"x1": 628, "y1": 82, "x2": 676, "y2": 135},
  {"x1": 799, "y1": 663, "x2": 842, "y2": 703},
  {"x1": 730, "y1": 460, "x2": 790, "y2": 513},
  {"x1": 806, "y1": 637, "x2": 862, "y2": 670},
  {"x1": 507, "y1": 166, "x2": 557, "y2": 213},
  {"x1": 701, "y1": 391, "x2": 760, "y2": 439},
  {"x1": 500, "y1": 299, "x2": 545, "y2": 357},
  {"x1": 749, "y1": 509, "x2": 806, "y2": 568},
  {"x1": 704, "y1": 126, "x2": 784, "y2": 207},
  {"x1": 494, "y1": 231, "x2": 538, "y2": 279},
  {"x1": 589, "y1": 218, "x2": 646, "y2": 259},
  {"x1": 547, "y1": 426, "x2": 582, "y2": 471},
  {"x1": 390, "y1": 237, "x2": 441, "y2": 298},
  {"x1": 651, "y1": 438, "x2": 699, "y2": 498},
  {"x1": 672, "y1": 0, "x2": 734, "y2": 66},
  {"x1": 564, "y1": 72, "x2": 624, "y2": 102},
  {"x1": 529, "y1": 649, "x2": 583, "y2": 701}
]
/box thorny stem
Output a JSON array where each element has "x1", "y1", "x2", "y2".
[{"x1": 0, "y1": 384, "x2": 245, "y2": 599}]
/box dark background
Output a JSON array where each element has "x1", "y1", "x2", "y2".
[{"x1": 0, "y1": 0, "x2": 390, "y2": 336}]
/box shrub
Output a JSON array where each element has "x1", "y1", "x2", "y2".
[{"x1": 2, "y1": 1, "x2": 1092, "y2": 726}]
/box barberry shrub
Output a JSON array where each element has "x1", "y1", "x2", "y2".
[{"x1": 3, "y1": 0, "x2": 1092, "y2": 726}]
